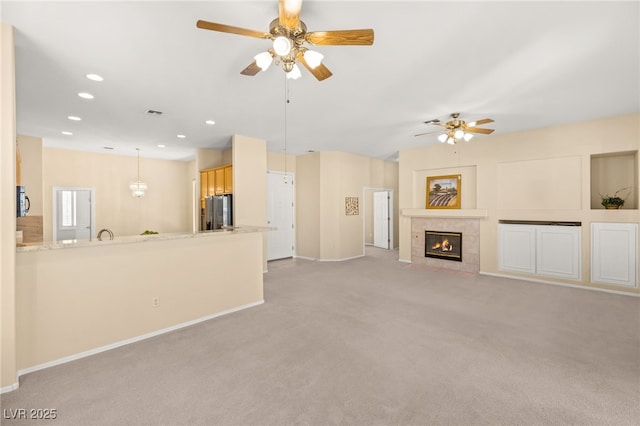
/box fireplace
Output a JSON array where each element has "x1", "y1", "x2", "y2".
[{"x1": 425, "y1": 231, "x2": 462, "y2": 262}]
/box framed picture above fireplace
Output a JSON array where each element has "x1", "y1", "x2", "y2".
[{"x1": 426, "y1": 174, "x2": 461, "y2": 209}]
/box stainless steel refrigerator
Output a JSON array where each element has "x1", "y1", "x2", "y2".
[{"x1": 202, "y1": 195, "x2": 232, "y2": 230}]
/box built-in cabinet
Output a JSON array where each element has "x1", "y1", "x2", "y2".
[
  {"x1": 200, "y1": 164, "x2": 232, "y2": 208},
  {"x1": 591, "y1": 222, "x2": 638, "y2": 287},
  {"x1": 499, "y1": 223, "x2": 581, "y2": 280}
]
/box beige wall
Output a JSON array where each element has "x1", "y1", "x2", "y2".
[
  {"x1": 296, "y1": 153, "x2": 321, "y2": 259},
  {"x1": 15, "y1": 232, "x2": 264, "y2": 371},
  {"x1": 296, "y1": 151, "x2": 399, "y2": 260},
  {"x1": 16, "y1": 135, "x2": 43, "y2": 216},
  {"x1": 1, "y1": 22, "x2": 18, "y2": 390},
  {"x1": 232, "y1": 135, "x2": 268, "y2": 269},
  {"x1": 43, "y1": 148, "x2": 192, "y2": 241},
  {"x1": 399, "y1": 113, "x2": 640, "y2": 293},
  {"x1": 267, "y1": 152, "x2": 297, "y2": 174}
]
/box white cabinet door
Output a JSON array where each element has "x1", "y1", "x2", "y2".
[
  {"x1": 499, "y1": 224, "x2": 536, "y2": 274},
  {"x1": 536, "y1": 225, "x2": 581, "y2": 280},
  {"x1": 591, "y1": 223, "x2": 638, "y2": 287}
]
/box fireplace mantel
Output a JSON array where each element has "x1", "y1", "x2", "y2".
[{"x1": 402, "y1": 209, "x2": 488, "y2": 218}]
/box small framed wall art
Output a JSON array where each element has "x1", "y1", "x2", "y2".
[
  {"x1": 345, "y1": 196, "x2": 359, "y2": 215},
  {"x1": 426, "y1": 174, "x2": 461, "y2": 209}
]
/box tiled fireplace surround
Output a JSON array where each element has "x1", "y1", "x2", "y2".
[{"x1": 411, "y1": 217, "x2": 480, "y2": 273}]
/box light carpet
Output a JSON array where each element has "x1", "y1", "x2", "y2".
[{"x1": 2, "y1": 247, "x2": 639, "y2": 425}]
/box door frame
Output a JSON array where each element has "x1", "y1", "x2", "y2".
[
  {"x1": 362, "y1": 187, "x2": 394, "y2": 251},
  {"x1": 52, "y1": 187, "x2": 96, "y2": 241}
]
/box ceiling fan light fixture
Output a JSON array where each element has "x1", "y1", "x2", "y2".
[
  {"x1": 254, "y1": 51, "x2": 273, "y2": 70},
  {"x1": 303, "y1": 49, "x2": 324, "y2": 69},
  {"x1": 438, "y1": 134, "x2": 448, "y2": 143},
  {"x1": 463, "y1": 133, "x2": 474, "y2": 142},
  {"x1": 286, "y1": 63, "x2": 302, "y2": 80},
  {"x1": 447, "y1": 137, "x2": 455, "y2": 145},
  {"x1": 273, "y1": 36, "x2": 292, "y2": 56},
  {"x1": 454, "y1": 129, "x2": 465, "y2": 140}
]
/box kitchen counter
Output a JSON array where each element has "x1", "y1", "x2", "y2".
[
  {"x1": 16, "y1": 226, "x2": 273, "y2": 252},
  {"x1": 15, "y1": 226, "x2": 269, "y2": 373}
]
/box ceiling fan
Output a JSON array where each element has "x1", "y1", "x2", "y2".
[
  {"x1": 196, "y1": 0, "x2": 374, "y2": 81},
  {"x1": 415, "y1": 113, "x2": 495, "y2": 144}
]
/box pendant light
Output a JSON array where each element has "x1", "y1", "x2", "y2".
[{"x1": 129, "y1": 148, "x2": 147, "y2": 197}]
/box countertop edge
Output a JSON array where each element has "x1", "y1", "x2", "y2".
[{"x1": 17, "y1": 226, "x2": 275, "y2": 253}]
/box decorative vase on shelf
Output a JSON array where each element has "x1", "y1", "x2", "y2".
[{"x1": 600, "y1": 187, "x2": 631, "y2": 210}]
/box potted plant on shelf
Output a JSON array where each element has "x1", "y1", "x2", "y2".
[{"x1": 600, "y1": 187, "x2": 632, "y2": 209}]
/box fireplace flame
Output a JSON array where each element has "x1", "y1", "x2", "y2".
[{"x1": 432, "y1": 239, "x2": 453, "y2": 252}]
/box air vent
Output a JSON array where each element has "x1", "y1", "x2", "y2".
[{"x1": 145, "y1": 109, "x2": 163, "y2": 116}]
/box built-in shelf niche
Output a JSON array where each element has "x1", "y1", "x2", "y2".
[{"x1": 590, "y1": 151, "x2": 638, "y2": 210}]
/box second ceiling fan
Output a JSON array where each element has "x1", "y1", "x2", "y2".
[
  {"x1": 416, "y1": 113, "x2": 495, "y2": 144},
  {"x1": 197, "y1": 0, "x2": 374, "y2": 81}
]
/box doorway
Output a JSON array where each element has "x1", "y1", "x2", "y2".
[
  {"x1": 267, "y1": 172, "x2": 295, "y2": 260},
  {"x1": 364, "y1": 188, "x2": 394, "y2": 250},
  {"x1": 52, "y1": 187, "x2": 95, "y2": 241}
]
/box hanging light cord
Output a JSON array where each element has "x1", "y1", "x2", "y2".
[{"x1": 284, "y1": 75, "x2": 289, "y2": 177}]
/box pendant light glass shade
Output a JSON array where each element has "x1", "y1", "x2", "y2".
[
  {"x1": 438, "y1": 134, "x2": 448, "y2": 143},
  {"x1": 129, "y1": 148, "x2": 147, "y2": 198},
  {"x1": 463, "y1": 133, "x2": 474, "y2": 142}
]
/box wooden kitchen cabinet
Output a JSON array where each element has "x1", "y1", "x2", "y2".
[
  {"x1": 206, "y1": 170, "x2": 216, "y2": 196},
  {"x1": 214, "y1": 167, "x2": 225, "y2": 195},
  {"x1": 224, "y1": 165, "x2": 233, "y2": 193},
  {"x1": 200, "y1": 164, "x2": 233, "y2": 201},
  {"x1": 200, "y1": 172, "x2": 208, "y2": 200}
]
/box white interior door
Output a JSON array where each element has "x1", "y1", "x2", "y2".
[
  {"x1": 53, "y1": 187, "x2": 94, "y2": 241},
  {"x1": 267, "y1": 172, "x2": 295, "y2": 260},
  {"x1": 373, "y1": 191, "x2": 390, "y2": 249}
]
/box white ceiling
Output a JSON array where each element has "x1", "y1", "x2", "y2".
[{"x1": 2, "y1": 1, "x2": 639, "y2": 161}]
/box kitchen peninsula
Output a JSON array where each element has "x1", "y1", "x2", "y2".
[{"x1": 14, "y1": 227, "x2": 268, "y2": 375}]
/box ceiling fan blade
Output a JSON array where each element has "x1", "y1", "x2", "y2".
[
  {"x1": 423, "y1": 119, "x2": 441, "y2": 125},
  {"x1": 414, "y1": 131, "x2": 438, "y2": 137},
  {"x1": 279, "y1": 0, "x2": 302, "y2": 30},
  {"x1": 296, "y1": 51, "x2": 333, "y2": 81},
  {"x1": 467, "y1": 118, "x2": 494, "y2": 127},
  {"x1": 465, "y1": 127, "x2": 495, "y2": 134},
  {"x1": 306, "y1": 29, "x2": 374, "y2": 46},
  {"x1": 240, "y1": 61, "x2": 262, "y2": 76},
  {"x1": 196, "y1": 20, "x2": 271, "y2": 39}
]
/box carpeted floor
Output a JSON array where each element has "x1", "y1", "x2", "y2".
[{"x1": 2, "y1": 247, "x2": 639, "y2": 425}]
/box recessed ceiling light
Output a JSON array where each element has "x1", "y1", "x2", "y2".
[
  {"x1": 177, "y1": 134, "x2": 186, "y2": 139},
  {"x1": 205, "y1": 120, "x2": 216, "y2": 125},
  {"x1": 61, "y1": 131, "x2": 73, "y2": 135},
  {"x1": 86, "y1": 73, "x2": 103, "y2": 82},
  {"x1": 78, "y1": 92, "x2": 94, "y2": 99},
  {"x1": 157, "y1": 144, "x2": 166, "y2": 148},
  {"x1": 68, "y1": 116, "x2": 81, "y2": 121}
]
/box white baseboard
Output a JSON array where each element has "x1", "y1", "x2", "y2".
[
  {"x1": 480, "y1": 272, "x2": 640, "y2": 298},
  {"x1": 1, "y1": 382, "x2": 19, "y2": 394},
  {"x1": 294, "y1": 255, "x2": 318, "y2": 261},
  {"x1": 318, "y1": 254, "x2": 365, "y2": 262},
  {"x1": 12, "y1": 300, "x2": 265, "y2": 387}
]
